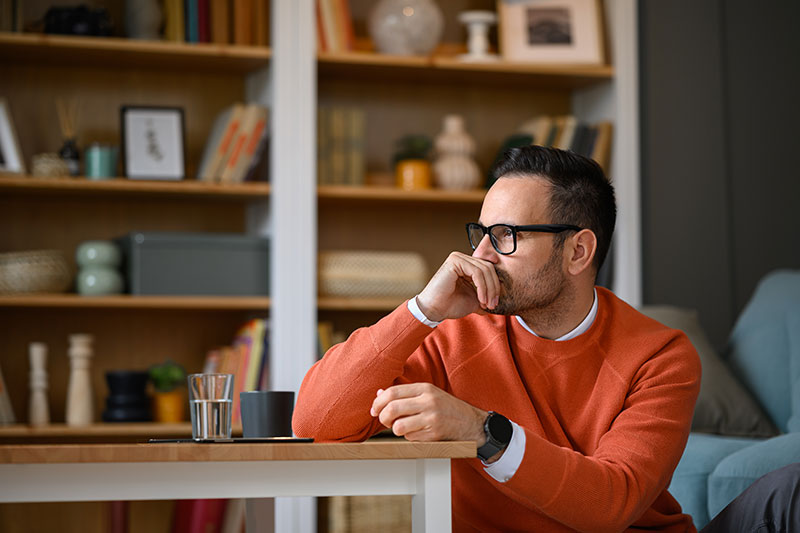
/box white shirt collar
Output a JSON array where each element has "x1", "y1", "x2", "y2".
[{"x1": 515, "y1": 288, "x2": 598, "y2": 341}]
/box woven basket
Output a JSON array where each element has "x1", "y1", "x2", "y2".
[
  {"x1": 0, "y1": 250, "x2": 73, "y2": 294},
  {"x1": 318, "y1": 250, "x2": 427, "y2": 298}
]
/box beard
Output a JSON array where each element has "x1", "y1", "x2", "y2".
[{"x1": 488, "y1": 244, "x2": 567, "y2": 317}]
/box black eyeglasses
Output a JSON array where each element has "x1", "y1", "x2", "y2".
[{"x1": 466, "y1": 222, "x2": 582, "y2": 255}]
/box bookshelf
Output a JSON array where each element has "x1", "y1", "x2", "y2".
[{"x1": 0, "y1": 0, "x2": 641, "y2": 531}]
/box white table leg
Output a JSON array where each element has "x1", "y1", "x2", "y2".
[{"x1": 411, "y1": 459, "x2": 452, "y2": 533}]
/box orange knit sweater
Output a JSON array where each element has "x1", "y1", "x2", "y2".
[{"x1": 294, "y1": 288, "x2": 701, "y2": 532}]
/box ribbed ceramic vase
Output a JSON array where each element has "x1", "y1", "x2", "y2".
[{"x1": 433, "y1": 115, "x2": 481, "y2": 190}]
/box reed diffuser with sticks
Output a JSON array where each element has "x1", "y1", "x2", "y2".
[{"x1": 56, "y1": 98, "x2": 80, "y2": 176}]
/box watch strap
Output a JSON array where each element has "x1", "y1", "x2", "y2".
[{"x1": 477, "y1": 411, "x2": 511, "y2": 461}]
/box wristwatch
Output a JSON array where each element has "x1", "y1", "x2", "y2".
[{"x1": 477, "y1": 411, "x2": 513, "y2": 461}]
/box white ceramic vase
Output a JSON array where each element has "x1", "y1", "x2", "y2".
[
  {"x1": 368, "y1": 0, "x2": 444, "y2": 56},
  {"x1": 433, "y1": 115, "x2": 481, "y2": 190}
]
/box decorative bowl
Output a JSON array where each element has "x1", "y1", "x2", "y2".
[{"x1": 0, "y1": 250, "x2": 73, "y2": 294}]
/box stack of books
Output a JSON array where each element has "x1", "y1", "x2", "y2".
[
  {"x1": 197, "y1": 103, "x2": 269, "y2": 184},
  {"x1": 317, "y1": 106, "x2": 366, "y2": 186},
  {"x1": 203, "y1": 318, "x2": 269, "y2": 426},
  {"x1": 517, "y1": 115, "x2": 613, "y2": 171},
  {"x1": 316, "y1": 0, "x2": 355, "y2": 53},
  {"x1": 163, "y1": 0, "x2": 268, "y2": 46}
]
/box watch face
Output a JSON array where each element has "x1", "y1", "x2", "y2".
[{"x1": 488, "y1": 413, "x2": 513, "y2": 444}]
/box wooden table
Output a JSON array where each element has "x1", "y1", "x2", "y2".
[{"x1": 0, "y1": 440, "x2": 475, "y2": 532}]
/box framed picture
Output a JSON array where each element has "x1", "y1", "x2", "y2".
[
  {"x1": 498, "y1": 0, "x2": 605, "y2": 64},
  {"x1": 0, "y1": 98, "x2": 26, "y2": 174},
  {"x1": 121, "y1": 106, "x2": 185, "y2": 180}
]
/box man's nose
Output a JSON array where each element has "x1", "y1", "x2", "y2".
[{"x1": 472, "y1": 234, "x2": 499, "y2": 263}]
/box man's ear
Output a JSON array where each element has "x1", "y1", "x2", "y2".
[{"x1": 564, "y1": 229, "x2": 597, "y2": 276}]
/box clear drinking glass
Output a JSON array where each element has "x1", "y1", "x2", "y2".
[{"x1": 187, "y1": 373, "x2": 234, "y2": 440}]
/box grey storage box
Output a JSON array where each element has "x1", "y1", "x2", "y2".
[{"x1": 117, "y1": 232, "x2": 269, "y2": 296}]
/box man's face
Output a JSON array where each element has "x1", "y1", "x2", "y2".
[{"x1": 472, "y1": 176, "x2": 568, "y2": 316}]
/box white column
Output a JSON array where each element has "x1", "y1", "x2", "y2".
[{"x1": 271, "y1": 0, "x2": 317, "y2": 531}]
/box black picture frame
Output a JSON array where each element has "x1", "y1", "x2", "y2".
[{"x1": 120, "y1": 106, "x2": 186, "y2": 180}]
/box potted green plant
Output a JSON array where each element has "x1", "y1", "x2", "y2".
[
  {"x1": 148, "y1": 359, "x2": 187, "y2": 423},
  {"x1": 393, "y1": 134, "x2": 433, "y2": 190}
]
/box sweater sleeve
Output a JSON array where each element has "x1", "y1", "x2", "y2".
[
  {"x1": 495, "y1": 335, "x2": 701, "y2": 532},
  {"x1": 292, "y1": 302, "x2": 449, "y2": 441}
]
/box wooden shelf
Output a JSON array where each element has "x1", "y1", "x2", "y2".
[
  {"x1": 0, "y1": 423, "x2": 194, "y2": 438},
  {"x1": 317, "y1": 184, "x2": 486, "y2": 205},
  {"x1": 318, "y1": 296, "x2": 406, "y2": 311},
  {"x1": 318, "y1": 48, "x2": 614, "y2": 89},
  {"x1": 0, "y1": 32, "x2": 270, "y2": 73},
  {"x1": 0, "y1": 294, "x2": 270, "y2": 310},
  {"x1": 0, "y1": 175, "x2": 270, "y2": 201},
  {"x1": 0, "y1": 295, "x2": 411, "y2": 312}
]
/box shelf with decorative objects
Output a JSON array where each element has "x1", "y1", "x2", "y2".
[{"x1": 0, "y1": 294, "x2": 271, "y2": 310}]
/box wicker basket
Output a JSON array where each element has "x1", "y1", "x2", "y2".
[
  {"x1": 0, "y1": 250, "x2": 73, "y2": 294},
  {"x1": 318, "y1": 250, "x2": 427, "y2": 299}
]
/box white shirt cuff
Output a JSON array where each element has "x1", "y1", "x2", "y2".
[
  {"x1": 407, "y1": 296, "x2": 442, "y2": 328},
  {"x1": 483, "y1": 420, "x2": 525, "y2": 483}
]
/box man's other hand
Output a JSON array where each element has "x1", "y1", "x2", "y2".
[
  {"x1": 370, "y1": 383, "x2": 487, "y2": 445},
  {"x1": 416, "y1": 252, "x2": 500, "y2": 322}
]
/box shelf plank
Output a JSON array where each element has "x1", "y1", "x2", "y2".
[
  {"x1": 0, "y1": 294, "x2": 413, "y2": 312},
  {"x1": 318, "y1": 184, "x2": 486, "y2": 205},
  {"x1": 318, "y1": 296, "x2": 406, "y2": 311},
  {"x1": 318, "y1": 49, "x2": 614, "y2": 89},
  {"x1": 0, "y1": 32, "x2": 270, "y2": 73},
  {"x1": 0, "y1": 175, "x2": 270, "y2": 201},
  {"x1": 0, "y1": 295, "x2": 270, "y2": 310},
  {"x1": 0, "y1": 423, "x2": 194, "y2": 438}
]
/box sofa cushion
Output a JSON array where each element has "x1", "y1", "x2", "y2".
[
  {"x1": 726, "y1": 270, "x2": 800, "y2": 433},
  {"x1": 787, "y1": 308, "x2": 800, "y2": 432},
  {"x1": 640, "y1": 305, "x2": 777, "y2": 437},
  {"x1": 669, "y1": 433, "x2": 759, "y2": 529},
  {"x1": 707, "y1": 432, "x2": 800, "y2": 520}
]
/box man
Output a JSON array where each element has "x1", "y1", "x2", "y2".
[{"x1": 294, "y1": 146, "x2": 701, "y2": 531}]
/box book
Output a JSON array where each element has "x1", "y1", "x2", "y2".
[
  {"x1": 335, "y1": 0, "x2": 356, "y2": 51},
  {"x1": 197, "y1": 104, "x2": 243, "y2": 181},
  {"x1": 591, "y1": 121, "x2": 613, "y2": 170},
  {"x1": 164, "y1": 0, "x2": 185, "y2": 42},
  {"x1": 220, "y1": 498, "x2": 246, "y2": 533},
  {"x1": 244, "y1": 319, "x2": 266, "y2": 391},
  {"x1": 346, "y1": 108, "x2": 366, "y2": 186},
  {"x1": 316, "y1": 0, "x2": 328, "y2": 52},
  {"x1": 230, "y1": 106, "x2": 269, "y2": 183},
  {"x1": 254, "y1": 0, "x2": 269, "y2": 47},
  {"x1": 328, "y1": 107, "x2": 348, "y2": 184},
  {"x1": 318, "y1": 0, "x2": 339, "y2": 52},
  {"x1": 209, "y1": 0, "x2": 230, "y2": 44},
  {"x1": 202, "y1": 103, "x2": 247, "y2": 182},
  {"x1": 317, "y1": 106, "x2": 331, "y2": 184},
  {"x1": 172, "y1": 498, "x2": 227, "y2": 533},
  {"x1": 554, "y1": 115, "x2": 577, "y2": 150},
  {"x1": 197, "y1": 0, "x2": 210, "y2": 42},
  {"x1": 185, "y1": 0, "x2": 199, "y2": 43},
  {"x1": 220, "y1": 104, "x2": 267, "y2": 183},
  {"x1": 517, "y1": 115, "x2": 552, "y2": 146},
  {"x1": 233, "y1": 0, "x2": 253, "y2": 45},
  {"x1": 0, "y1": 362, "x2": 16, "y2": 424}
]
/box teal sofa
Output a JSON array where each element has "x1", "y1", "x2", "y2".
[{"x1": 643, "y1": 270, "x2": 800, "y2": 529}]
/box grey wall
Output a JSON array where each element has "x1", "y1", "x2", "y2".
[{"x1": 640, "y1": 0, "x2": 800, "y2": 349}]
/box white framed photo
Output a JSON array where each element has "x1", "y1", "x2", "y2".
[
  {"x1": 498, "y1": 0, "x2": 606, "y2": 64},
  {"x1": 121, "y1": 106, "x2": 185, "y2": 180},
  {"x1": 0, "y1": 98, "x2": 26, "y2": 174}
]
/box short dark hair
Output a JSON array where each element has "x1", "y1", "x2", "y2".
[{"x1": 489, "y1": 145, "x2": 616, "y2": 273}]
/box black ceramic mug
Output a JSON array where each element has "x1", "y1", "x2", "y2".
[{"x1": 240, "y1": 390, "x2": 295, "y2": 438}]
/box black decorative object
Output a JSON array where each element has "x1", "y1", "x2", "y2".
[
  {"x1": 44, "y1": 5, "x2": 113, "y2": 37},
  {"x1": 102, "y1": 370, "x2": 152, "y2": 422}
]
